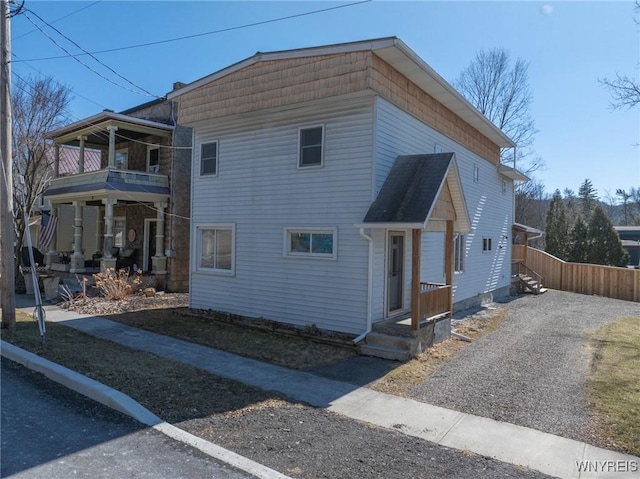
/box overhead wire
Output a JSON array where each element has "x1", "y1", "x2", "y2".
[
  {"x1": 22, "y1": 8, "x2": 160, "y2": 98},
  {"x1": 13, "y1": 1, "x2": 103, "y2": 40},
  {"x1": 15, "y1": 0, "x2": 373, "y2": 62}
]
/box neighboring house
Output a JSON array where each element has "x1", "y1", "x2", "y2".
[
  {"x1": 42, "y1": 97, "x2": 192, "y2": 292},
  {"x1": 167, "y1": 37, "x2": 525, "y2": 341},
  {"x1": 614, "y1": 226, "x2": 640, "y2": 267}
]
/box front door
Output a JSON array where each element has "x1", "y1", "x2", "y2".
[{"x1": 387, "y1": 232, "x2": 405, "y2": 314}]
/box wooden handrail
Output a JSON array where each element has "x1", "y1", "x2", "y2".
[{"x1": 513, "y1": 260, "x2": 543, "y2": 294}]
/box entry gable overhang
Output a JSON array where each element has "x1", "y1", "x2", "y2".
[{"x1": 357, "y1": 153, "x2": 471, "y2": 233}]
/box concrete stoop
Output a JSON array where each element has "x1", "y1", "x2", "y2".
[{"x1": 358, "y1": 332, "x2": 414, "y2": 361}]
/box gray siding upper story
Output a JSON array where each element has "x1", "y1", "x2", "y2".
[
  {"x1": 373, "y1": 97, "x2": 513, "y2": 314},
  {"x1": 190, "y1": 95, "x2": 375, "y2": 334}
]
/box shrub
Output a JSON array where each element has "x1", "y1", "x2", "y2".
[{"x1": 93, "y1": 268, "x2": 142, "y2": 300}]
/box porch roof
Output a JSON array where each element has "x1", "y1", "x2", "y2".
[
  {"x1": 358, "y1": 153, "x2": 471, "y2": 233},
  {"x1": 46, "y1": 111, "x2": 173, "y2": 148}
]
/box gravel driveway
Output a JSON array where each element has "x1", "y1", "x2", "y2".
[{"x1": 408, "y1": 290, "x2": 640, "y2": 443}]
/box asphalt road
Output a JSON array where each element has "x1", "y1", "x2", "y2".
[{"x1": 0, "y1": 358, "x2": 254, "y2": 479}]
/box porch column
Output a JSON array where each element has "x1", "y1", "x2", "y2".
[
  {"x1": 77, "y1": 135, "x2": 87, "y2": 173},
  {"x1": 445, "y1": 220, "x2": 454, "y2": 316},
  {"x1": 101, "y1": 198, "x2": 117, "y2": 272},
  {"x1": 523, "y1": 232, "x2": 529, "y2": 265},
  {"x1": 411, "y1": 229, "x2": 422, "y2": 331},
  {"x1": 53, "y1": 143, "x2": 60, "y2": 177},
  {"x1": 69, "y1": 201, "x2": 86, "y2": 273},
  {"x1": 107, "y1": 126, "x2": 118, "y2": 168},
  {"x1": 152, "y1": 202, "x2": 167, "y2": 275},
  {"x1": 44, "y1": 203, "x2": 58, "y2": 268}
]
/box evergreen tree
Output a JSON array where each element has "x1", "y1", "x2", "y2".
[
  {"x1": 578, "y1": 179, "x2": 598, "y2": 218},
  {"x1": 545, "y1": 189, "x2": 570, "y2": 259},
  {"x1": 587, "y1": 205, "x2": 629, "y2": 266},
  {"x1": 567, "y1": 216, "x2": 589, "y2": 263}
]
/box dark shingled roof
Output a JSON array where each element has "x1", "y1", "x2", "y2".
[{"x1": 363, "y1": 153, "x2": 453, "y2": 224}]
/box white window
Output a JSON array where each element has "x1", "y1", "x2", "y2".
[
  {"x1": 502, "y1": 179, "x2": 507, "y2": 194},
  {"x1": 196, "y1": 225, "x2": 234, "y2": 273},
  {"x1": 115, "y1": 149, "x2": 128, "y2": 170},
  {"x1": 200, "y1": 142, "x2": 218, "y2": 176},
  {"x1": 473, "y1": 164, "x2": 480, "y2": 183},
  {"x1": 284, "y1": 228, "x2": 336, "y2": 259},
  {"x1": 434, "y1": 144, "x2": 443, "y2": 154},
  {"x1": 483, "y1": 237, "x2": 492, "y2": 252},
  {"x1": 298, "y1": 126, "x2": 323, "y2": 168},
  {"x1": 454, "y1": 234, "x2": 465, "y2": 273},
  {"x1": 114, "y1": 217, "x2": 126, "y2": 249},
  {"x1": 147, "y1": 145, "x2": 160, "y2": 173}
]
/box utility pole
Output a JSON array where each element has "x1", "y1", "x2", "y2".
[{"x1": 1, "y1": 0, "x2": 16, "y2": 331}]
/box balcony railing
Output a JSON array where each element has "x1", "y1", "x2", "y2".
[{"x1": 46, "y1": 167, "x2": 169, "y2": 196}]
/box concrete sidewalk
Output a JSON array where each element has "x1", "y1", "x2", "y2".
[{"x1": 10, "y1": 297, "x2": 640, "y2": 479}]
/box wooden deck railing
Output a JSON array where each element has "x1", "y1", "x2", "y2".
[
  {"x1": 512, "y1": 245, "x2": 640, "y2": 302},
  {"x1": 417, "y1": 282, "x2": 452, "y2": 322}
]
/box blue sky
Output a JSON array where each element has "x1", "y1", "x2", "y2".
[{"x1": 11, "y1": 1, "x2": 640, "y2": 199}]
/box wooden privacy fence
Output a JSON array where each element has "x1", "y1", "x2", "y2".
[{"x1": 513, "y1": 245, "x2": 640, "y2": 302}]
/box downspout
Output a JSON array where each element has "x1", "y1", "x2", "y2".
[{"x1": 353, "y1": 228, "x2": 373, "y2": 344}]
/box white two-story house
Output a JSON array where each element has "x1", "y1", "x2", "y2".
[{"x1": 169, "y1": 37, "x2": 526, "y2": 352}]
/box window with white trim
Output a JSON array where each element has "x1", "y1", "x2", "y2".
[
  {"x1": 285, "y1": 228, "x2": 336, "y2": 259},
  {"x1": 147, "y1": 145, "x2": 160, "y2": 173},
  {"x1": 502, "y1": 179, "x2": 507, "y2": 194},
  {"x1": 299, "y1": 126, "x2": 323, "y2": 167},
  {"x1": 197, "y1": 225, "x2": 234, "y2": 273},
  {"x1": 434, "y1": 144, "x2": 443, "y2": 154},
  {"x1": 115, "y1": 149, "x2": 128, "y2": 170},
  {"x1": 200, "y1": 142, "x2": 218, "y2": 176},
  {"x1": 483, "y1": 237, "x2": 492, "y2": 252},
  {"x1": 454, "y1": 234, "x2": 465, "y2": 273},
  {"x1": 473, "y1": 164, "x2": 480, "y2": 183}
]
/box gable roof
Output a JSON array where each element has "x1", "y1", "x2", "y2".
[
  {"x1": 359, "y1": 153, "x2": 470, "y2": 233},
  {"x1": 167, "y1": 37, "x2": 514, "y2": 149}
]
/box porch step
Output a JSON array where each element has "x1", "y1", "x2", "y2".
[
  {"x1": 358, "y1": 343, "x2": 412, "y2": 362},
  {"x1": 363, "y1": 332, "x2": 415, "y2": 350},
  {"x1": 358, "y1": 332, "x2": 414, "y2": 361}
]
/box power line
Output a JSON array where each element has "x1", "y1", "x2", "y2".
[
  {"x1": 13, "y1": 1, "x2": 102, "y2": 40},
  {"x1": 11, "y1": 52, "x2": 110, "y2": 110},
  {"x1": 15, "y1": 0, "x2": 372, "y2": 62},
  {"x1": 22, "y1": 9, "x2": 160, "y2": 98}
]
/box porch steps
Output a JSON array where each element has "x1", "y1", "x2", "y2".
[
  {"x1": 519, "y1": 274, "x2": 547, "y2": 295},
  {"x1": 358, "y1": 332, "x2": 413, "y2": 361}
]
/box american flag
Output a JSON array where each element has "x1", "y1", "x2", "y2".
[{"x1": 38, "y1": 212, "x2": 58, "y2": 248}]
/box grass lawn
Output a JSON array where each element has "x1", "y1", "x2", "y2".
[
  {"x1": 100, "y1": 307, "x2": 357, "y2": 370},
  {"x1": 0, "y1": 310, "x2": 288, "y2": 423},
  {"x1": 587, "y1": 316, "x2": 640, "y2": 456}
]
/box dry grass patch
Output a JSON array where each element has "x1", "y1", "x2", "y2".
[
  {"x1": 587, "y1": 316, "x2": 640, "y2": 456},
  {"x1": 369, "y1": 307, "x2": 508, "y2": 396},
  {"x1": 0, "y1": 312, "x2": 287, "y2": 423},
  {"x1": 61, "y1": 293, "x2": 356, "y2": 371}
]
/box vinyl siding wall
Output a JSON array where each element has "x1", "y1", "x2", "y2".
[
  {"x1": 190, "y1": 96, "x2": 375, "y2": 334},
  {"x1": 373, "y1": 97, "x2": 513, "y2": 319}
]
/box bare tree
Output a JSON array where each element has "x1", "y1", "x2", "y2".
[
  {"x1": 600, "y1": 2, "x2": 640, "y2": 110},
  {"x1": 12, "y1": 75, "x2": 71, "y2": 265},
  {"x1": 454, "y1": 48, "x2": 542, "y2": 175},
  {"x1": 514, "y1": 178, "x2": 547, "y2": 228}
]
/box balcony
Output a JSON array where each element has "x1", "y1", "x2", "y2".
[{"x1": 45, "y1": 167, "x2": 170, "y2": 203}]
